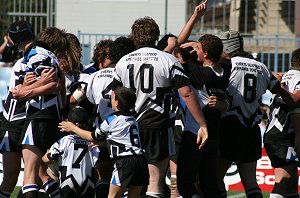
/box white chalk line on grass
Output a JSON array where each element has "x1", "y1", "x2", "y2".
[{"x1": 228, "y1": 193, "x2": 246, "y2": 198}]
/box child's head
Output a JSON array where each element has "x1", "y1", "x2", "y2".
[
  {"x1": 67, "y1": 106, "x2": 89, "y2": 129},
  {"x1": 111, "y1": 87, "x2": 136, "y2": 113}
]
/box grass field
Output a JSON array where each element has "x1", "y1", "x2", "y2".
[
  {"x1": 228, "y1": 191, "x2": 270, "y2": 198},
  {"x1": 11, "y1": 187, "x2": 270, "y2": 198}
]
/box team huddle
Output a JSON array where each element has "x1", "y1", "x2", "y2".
[{"x1": 0, "y1": 1, "x2": 300, "y2": 198}]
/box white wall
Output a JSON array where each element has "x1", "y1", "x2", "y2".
[{"x1": 56, "y1": 0, "x2": 187, "y2": 36}]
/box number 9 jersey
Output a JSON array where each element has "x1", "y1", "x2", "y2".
[
  {"x1": 223, "y1": 56, "x2": 281, "y2": 127},
  {"x1": 113, "y1": 47, "x2": 190, "y2": 129}
]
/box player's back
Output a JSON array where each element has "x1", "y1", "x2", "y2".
[
  {"x1": 49, "y1": 134, "x2": 99, "y2": 195},
  {"x1": 114, "y1": 47, "x2": 187, "y2": 128},
  {"x1": 224, "y1": 56, "x2": 280, "y2": 125},
  {"x1": 84, "y1": 67, "x2": 114, "y2": 122}
]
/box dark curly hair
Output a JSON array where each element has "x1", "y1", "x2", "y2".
[
  {"x1": 129, "y1": 16, "x2": 160, "y2": 49},
  {"x1": 198, "y1": 34, "x2": 223, "y2": 62},
  {"x1": 110, "y1": 37, "x2": 135, "y2": 64},
  {"x1": 92, "y1": 39, "x2": 113, "y2": 66}
]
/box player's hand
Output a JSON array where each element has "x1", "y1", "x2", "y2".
[
  {"x1": 208, "y1": 95, "x2": 218, "y2": 108},
  {"x1": 58, "y1": 121, "x2": 76, "y2": 133},
  {"x1": 194, "y1": 0, "x2": 207, "y2": 17},
  {"x1": 24, "y1": 72, "x2": 37, "y2": 86},
  {"x1": 40, "y1": 68, "x2": 57, "y2": 84},
  {"x1": 11, "y1": 85, "x2": 32, "y2": 100},
  {"x1": 167, "y1": 37, "x2": 177, "y2": 48},
  {"x1": 197, "y1": 126, "x2": 208, "y2": 149},
  {"x1": 180, "y1": 41, "x2": 200, "y2": 54}
]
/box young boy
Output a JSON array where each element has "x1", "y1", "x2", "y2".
[
  {"x1": 59, "y1": 86, "x2": 149, "y2": 198},
  {"x1": 43, "y1": 106, "x2": 100, "y2": 197}
]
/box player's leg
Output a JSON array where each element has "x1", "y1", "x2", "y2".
[
  {"x1": 39, "y1": 161, "x2": 60, "y2": 198},
  {"x1": 270, "y1": 165, "x2": 298, "y2": 197},
  {"x1": 0, "y1": 151, "x2": 21, "y2": 197},
  {"x1": 237, "y1": 162, "x2": 262, "y2": 198},
  {"x1": 22, "y1": 145, "x2": 41, "y2": 197},
  {"x1": 0, "y1": 129, "x2": 22, "y2": 197},
  {"x1": 177, "y1": 131, "x2": 201, "y2": 198},
  {"x1": 107, "y1": 184, "x2": 122, "y2": 198},
  {"x1": 217, "y1": 157, "x2": 232, "y2": 197},
  {"x1": 169, "y1": 123, "x2": 182, "y2": 198},
  {"x1": 127, "y1": 186, "x2": 143, "y2": 198},
  {"x1": 22, "y1": 119, "x2": 60, "y2": 198},
  {"x1": 147, "y1": 159, "x2": 169, "y2": 197},
  {"x1": 95, "y1": 147, "x2": 112, "y2": 198},
  {"x1": 198, "y1": 150, "x2": 222, "y2": 198},
  {"x1": 140, "y1": 128, "x2": 175, "y2": 197}
]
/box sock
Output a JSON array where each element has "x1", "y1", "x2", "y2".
[
  {"x1": 146, "y1": 192, "x2": 163, "y2": 198},
  {"x1": 95, "y1": 179, "x2": 110, "y2": 198},
  {"x1": 246, "y1": 187, "x2": 263, "y2": 198},
  {"x1": 42, "y1": 179, "x2": 60, "y2": 198},
  {"x1": 286, "y1": 193, "x2": 300, "y2": 198},
  {"x1": 0, "y1": 190, "x2": 10, "y2": 198},
  {"x1": 269, "y1": 193, "x2": 284, "y2": 198},
  {"x1": 22, "y1": 184, "x2": 39, "y2": 198}
]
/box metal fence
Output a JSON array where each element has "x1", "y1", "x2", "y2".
[
  {"x1": 77, "y1": 31, "x2": 300, "y2": 72},
  {"x1": 0, "y1": 0, "x2": 55, "y2": 40}
]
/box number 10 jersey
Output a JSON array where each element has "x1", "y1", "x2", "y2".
[{"x1": 113, "y1": 47, "x2": 190, "y2": 129}]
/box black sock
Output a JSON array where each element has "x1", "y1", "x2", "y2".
[{"x1": 95, "y1": 179, "x2": 109, "y2": 198}]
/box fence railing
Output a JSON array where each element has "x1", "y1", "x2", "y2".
[{"x1": 77, "y1": 31, "x2": 300, "y2": 72}]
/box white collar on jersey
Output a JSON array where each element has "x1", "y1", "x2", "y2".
[{"x1": 205, "y1": 65, "x2": 224, "y2": 77}]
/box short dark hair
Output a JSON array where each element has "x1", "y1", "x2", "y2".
[
  {"x1": 110, "y1": 37, "x2": 135, "y2": 64},
  {"x1": 199, "y1": 34, "x2": 223, "y2": 62},
  {"x1": 67, "y1": 106, "x2": 89, "y2": 129},
  {"x1": 291, "y1": 48, "x2": 300, "y2": 69},
  {"x1": 157, "y1": 34, "x2": 176, "y2": 51},
  {"x1": 114, "y1": 87, "x2": 136, "y2": 113},
  {"x1": 130, "y1": 16, "x2": 160, "y2": 49}
]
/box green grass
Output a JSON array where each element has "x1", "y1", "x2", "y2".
[
  {"x1": 11, "y1": 186, "x2": 21, "y2": 198},
  {"x1": 227, "y1": 191, "x2": 270, "y2": 197},
  {"x1": 11, "y1": 187, "x2": 270, "y2": 198}
]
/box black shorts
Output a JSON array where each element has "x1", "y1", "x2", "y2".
[
  {"x1": 111, "y1": 155, "x2": 149, "y2": 188},
  {"x1": 20, "y1": 119, "x2": 62, "y2": 154},
  {"x1": 0, "y1": 119, "x2": 24, "y2": 153},
  {"x1": 264, "y1": 143, "x2": 300, "y2": 168},
  {"x1": 139, "y1": 128, "x2": 175, "y2": 163},
  {"x1": 220, "y1": 115, "x2": 262, "y2": 163},
  {"x1": 170, "y1": 125, "x2": 183, "y2": 163},
  {"x1": 0, "y1": 130, "x2": 22, "y2": 153}
]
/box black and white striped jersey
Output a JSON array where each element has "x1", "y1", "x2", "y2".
[
  {"x1": 264, "y1": 69, "x2": 300, "y2": 146},
  {"x1": 21, "y1": 45, "x2": 63, "y2": 120},
  {"x1": 223, "y1": 56, "x2": 281, "y2": 127},
  {"x1": 2, "y1": 58, "x2": 27, "y2": 124},
  {"x1": 92, "y1": 112, "x2": 143, "y2": 159},
  {"x1": 84, "y1": 67, "x2": 114, "y2": 123},
  {"x1": 113, "y1": 47, "x2": 190, "y2": 129},
  {"x1": 47, "y1": 134, "x2": 99, "y2": 193}
]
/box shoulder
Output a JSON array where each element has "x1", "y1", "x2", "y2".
[{"x1": 105, "y1": 114, "x2": 118, "y2": 124}]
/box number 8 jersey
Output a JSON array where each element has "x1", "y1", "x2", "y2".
[
  {"x1": 113, "y1": 47, "x2": 190, "y2": 129},
  {"x1": 223, "y1": 56, "x2": 281, "y2": 127}
]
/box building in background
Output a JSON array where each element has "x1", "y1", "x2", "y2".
[{"x1": 0, "y1": 0, "x2": 299, "y2": 71}]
